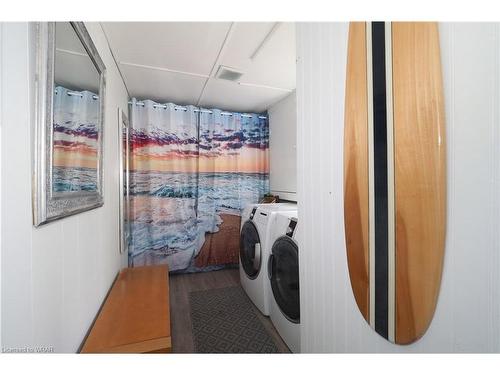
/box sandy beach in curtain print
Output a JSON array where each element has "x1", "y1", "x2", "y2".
[
  {"x1": 52, "y1": 87, "x2": 99, "y2": 192},
  {"x1": 129, "y1": 112, "x2": 269, "y2": 272}
]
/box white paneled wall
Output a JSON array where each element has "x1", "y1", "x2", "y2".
[
  {"x1": 0, "y1": 23, "x2": 3, "y2": 350},
  {"x1": 1, "y1": 23, "x2": 129, "y2": 352},
  {"x1": 269, "y1": 91, "x2": 297, "y2": 201},
  {"x1": 296, "y1": 22, "x2": 500, "y2": 352}
]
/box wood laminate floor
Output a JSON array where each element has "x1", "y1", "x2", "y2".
[{"x1": 169, "y1": 268, "x2": 291, "y2": 353}]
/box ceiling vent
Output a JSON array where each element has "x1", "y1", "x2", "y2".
[{"x1": 215, "y1": 65, "x2": 244, "y2": 82}]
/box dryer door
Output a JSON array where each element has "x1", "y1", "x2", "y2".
[
  {"x1": 240, "y1": 220, "x2": 261, "y2": 279},
  {"x1": 269, "y1": 236, "x2": 300, "y2": 323}
]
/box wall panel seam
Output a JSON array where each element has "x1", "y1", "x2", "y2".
[
  {"x1": 448, "y1": 24, "x2": 457, "y2": 350},
  {"x1": 490, "y1": 22, "x2": 500, "y2": 351}
]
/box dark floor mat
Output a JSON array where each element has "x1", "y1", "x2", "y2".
[{"x1": 189, "y1": 286, "x2": 279, "y2": 353}]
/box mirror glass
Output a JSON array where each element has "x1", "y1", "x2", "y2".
[{"x1": 52, "y1": 22, "x2": 101, "y2": 193}]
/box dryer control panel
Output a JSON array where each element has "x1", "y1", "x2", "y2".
[
  {"x1": 249, "y1": 207, "x2": 257, "y2": 220},
  {"x1": 286, "y1": 218, "x2": 298, "y2": 238}
]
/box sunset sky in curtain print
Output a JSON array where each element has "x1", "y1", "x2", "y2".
[
  {"x1": 130, "y1": 109, "x2": 269, "y2": 173},
  {"x1": 52, "y1": 87, "x2": 99, "y2": 170}
]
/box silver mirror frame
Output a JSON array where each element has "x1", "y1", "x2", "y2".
[
  {"x1": 118, "y1": 109, "x2": 130, "y2": 254},
  {"x1": 33, "y1": 22, "x2": 106, "y2": 227}
]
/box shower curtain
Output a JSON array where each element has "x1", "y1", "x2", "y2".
[{"x1": 128, "y1": 99, "x2": 269, "y2": 272}]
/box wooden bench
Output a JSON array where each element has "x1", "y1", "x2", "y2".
[{"x1": 80, "y1": 265, "x2": 171, "y2": 353}]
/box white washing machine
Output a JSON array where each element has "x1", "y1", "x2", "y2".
[
  {"x1": 267, "y1": 211, "x2": 301, "y2": 353},
  {"x1": 239, "y1": 203, "x2": 297, "y2": 316}
]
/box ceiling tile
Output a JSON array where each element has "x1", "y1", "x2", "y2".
[
  {"x1": 102, "y1": 22, "x2": 231, "y2": 75},
  {"x1": 221, "y1": 22, "x2": 296, "y2": 90},
  {"x1": 121, "y1": 63, "x2": 206, "y2": 105},
  {"x1": 199, "y1": 78, "x2": 293, "y2": 113},
  {"x1": 219, "y1": 22, "x2": 274, "y2": 71},
  {"x1": 56, "y1": 22, "x2": 88, "y2": 54},
  {"x1": 55, "y1": 51, "x2": 100, "y2": 92},
  {"x1": 55, "y1": 22, "x2": 100, "y2": 92}
]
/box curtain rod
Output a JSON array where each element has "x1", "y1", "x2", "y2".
[
  {"x1": 128, "y1": 101, "x2": 267, "y2": 119},
  {"x1": 56, "y1": 89, "x2": 99, "y2": 101},
  {"x1": 55, "y1": 90, "x2": 267, "y2": 119}
]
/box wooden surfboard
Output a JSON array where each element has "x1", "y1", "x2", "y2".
[{"x1": 344, "y1": 22, "x2": 446, "y2": 345}]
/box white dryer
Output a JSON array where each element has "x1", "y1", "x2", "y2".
[
  {"x1": 239, "y1": 203, "x2": 297, "y2": 316},
  {"x1": 267, "y1": 211, "x2": 300, "y2": 353}
]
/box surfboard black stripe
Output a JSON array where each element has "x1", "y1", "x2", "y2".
[{"x1": 371, "y1": 21, "x2": 389, "y2": 340}]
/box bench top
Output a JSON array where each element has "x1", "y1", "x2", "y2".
[{"x1": 81, "y1": 265, "x2": 171, "y2": 353}]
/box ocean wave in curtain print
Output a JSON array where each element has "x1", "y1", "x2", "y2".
[
  {"x1": 128, "y1": 99, "x2": 269, "y2": 272},
  {"x1": 52, "y1": 86, "x2": 99, "y2": 192}
]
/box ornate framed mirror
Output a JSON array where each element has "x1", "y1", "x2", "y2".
[{"x1": 33, "y1": 22, "x2": 106, "y2": 226}]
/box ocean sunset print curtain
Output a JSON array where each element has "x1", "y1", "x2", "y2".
[{"x1": 129, "y1": 99, "x2": 269, "y2": 272}]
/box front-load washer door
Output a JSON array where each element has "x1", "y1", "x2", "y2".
[
  {"x1": 269, "y1": 236, "x2": 300, "y2": 323},
  {"x1": 240, "y1": 220, "x2": 261, "y2": 279}
]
